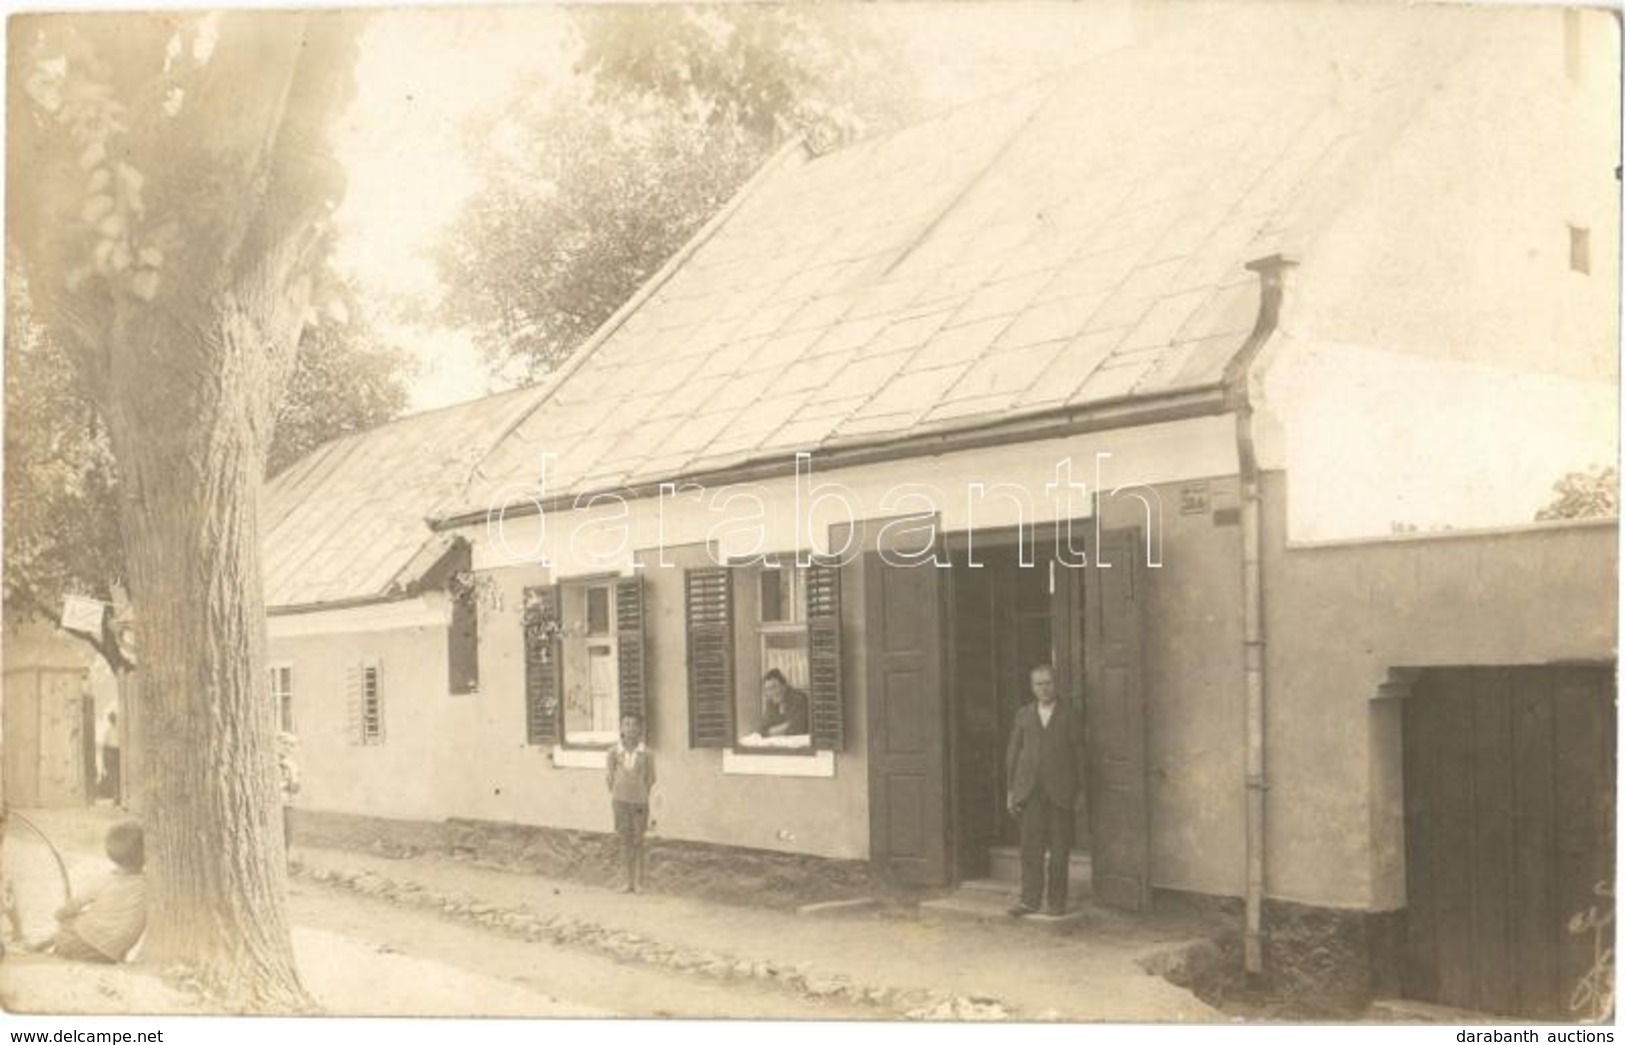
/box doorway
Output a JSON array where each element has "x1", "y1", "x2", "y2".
[
  {"x1": 863, "y1": 522, "x2": 1150, "y2": 907},
  {"x1": 947, "y1": 540, "x2": 1086, "y2": 880}
]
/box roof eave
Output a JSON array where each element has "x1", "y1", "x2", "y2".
[
  {"x1": 266, "y1": 593, "x2": 410, "y2": 617},
  {"x1": 431, "y1": 384, "x2": 1231, "y2": 530}
]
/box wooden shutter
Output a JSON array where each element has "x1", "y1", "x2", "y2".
[
  {"x1": 523, "y1": 585, "x2": 563, "y2": 746},
  {"x1": 805, "y1": 559, "x2": 844, "y2": 751},
  {"x1": 448, "y1": 590, "x2": 479, "y2": 695},
  {"x1": 1085, "y1": 527, "x2": 1150, "y2": 911},
  {"x1": 616, "y1": 575, "x2": 648, "y2": 739},
  {"x1": 364, "y1": 661, "x2": 385, "y2": 745},
  {"x1": 864, "y1": 548, "x2": 948, "y2": 884},
  {"x1": 685, "y1": 567, "x2": 734, "y2": 748}
]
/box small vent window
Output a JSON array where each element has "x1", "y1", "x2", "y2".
[
  {"x1": 1569, "y1": 225, "x2": 1591, "y2": 275},
  {"x1": 361, "y1": 666, "x2": 383, "y2": 743}
]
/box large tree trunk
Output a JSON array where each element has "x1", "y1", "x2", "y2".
[{"x1": 108, "y1": 303, "x2": 304, "y2": 1010}]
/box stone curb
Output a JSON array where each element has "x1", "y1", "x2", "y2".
[{"x1": 292, "y1": 860, "x2": 1013, "y2": 1021}]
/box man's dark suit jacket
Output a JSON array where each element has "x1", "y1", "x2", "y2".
[{"x1": 1005, "y1": 700, "x2": 1085, "y2": 809}]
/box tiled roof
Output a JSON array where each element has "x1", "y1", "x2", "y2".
[
  {"x1": 449, "y1": 3, "x2": 1476, "y2": 519},
  {"x1": 262, "y1": 384, "x2": 549, "y2": 609}
]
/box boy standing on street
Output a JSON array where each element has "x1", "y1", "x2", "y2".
[{"x1": 606, "y1": 713, "x2": 655, "y2": 893}]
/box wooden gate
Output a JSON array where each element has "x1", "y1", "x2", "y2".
[{"x1": 1402, "y1": 665, "x2": 1616, "y2": 1018}]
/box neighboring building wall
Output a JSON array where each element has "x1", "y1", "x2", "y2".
[
  {"x1": 1260, "y1": 470, "x2": 1618, "y2": 911},
  {"x1": 1257, "y1": 7, "x2": 1619, "y2": 542},
  {"x1": 269, "y1": 596, "x2": 464, "y2": 822}
]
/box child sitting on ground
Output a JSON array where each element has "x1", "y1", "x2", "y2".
[{"x1": 39, "y1": 819, "x2": 147, "y2": 964}]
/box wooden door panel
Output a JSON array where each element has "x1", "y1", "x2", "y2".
[
  {"x1": 865, "y1": 547, "x2": 949, "y2": 886},
  {"x1": 1550, "y1": 669, "x2": 1612, "y2": 1018},
  {"x1": 1401, "y1": 680, "x2": 1440, "y2": 1005},
  {"x1": 1509, "y1": 679, "x2": 1558, "y2": 1016},
  {"x1": 1086, "y1": 527, "x2": 1150, "y2": 911},
  {"x1": 951, "y1": 559, "x2": 1000, "y2": 878},
  {"x1": 1052, "y1": 560, "x2": 1090, "y2": 848},
  {"x1": 882, "y1": 669, "x2": 928, "y2": 753}
]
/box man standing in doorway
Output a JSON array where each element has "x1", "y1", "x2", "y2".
[{"x1": 1005, "y1": 663, "x2": 1085, "y2": 916}]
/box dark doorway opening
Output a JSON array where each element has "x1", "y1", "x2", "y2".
[{"x1": 946, "y1": 535, "x2": 1093, "y2": 884}]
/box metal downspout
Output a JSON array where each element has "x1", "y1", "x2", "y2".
[{"x1": 1222, "y1": 253, "x2": 1297, "y2": 978}]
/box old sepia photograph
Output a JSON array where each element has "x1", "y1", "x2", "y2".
[{"x1": 0, "y1": 0, "x2": 1617, "y2": 1031}]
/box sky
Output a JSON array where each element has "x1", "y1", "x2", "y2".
[{"x1": 329, "y1": 2, "x2": 1138, "y2": 412}]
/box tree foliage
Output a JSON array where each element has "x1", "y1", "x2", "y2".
[
  {"x1": 576, "y1": 4, "x2": 916, "y2": 147},
  {"x1": 1536, "y1": 466, "x2": 1618, "y2": 521},
  {"x1": 436, "y1": 4, "x2": 920, "y2": 380},
  {"x1": 2, "y1": 267, "x2": 127, "y2": 666},
  {"x1": 435, "y1": 94, "x2": 759, "y2": 378},
  {"x1": 267, "y1": 315, "x2": 411, "y2": 477},
  {"x1": 8, "y1": 10, "x2": 364, "y2": 1007},
  {"x1": 5, "y1": 262, "x2": 410, "y2": 664}
]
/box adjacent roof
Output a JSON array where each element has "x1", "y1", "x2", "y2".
[
  {"x1": 261, "y1": 384, "x2": 549, "y2": 610},
  {"x1": 447, "y1": 2, "x2": 1480, "y2": 521}
]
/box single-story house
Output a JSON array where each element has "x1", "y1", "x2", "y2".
[{"x1": 263, "y1": 4, "x2": 1619, "y2": 1017}]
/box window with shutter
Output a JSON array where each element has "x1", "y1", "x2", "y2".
[
  {"x1": 684, "y1": 557, "x2": 847, "y2": 757},
  {"x1": 346, "y1": 660, "x2": 384, "y2": 745},
  {"x1": 523, "y1": 585, "x2": 562, "y2": 745},
  {"x1": 685, "y1": 567, "x2": 734, "y2": 748}
]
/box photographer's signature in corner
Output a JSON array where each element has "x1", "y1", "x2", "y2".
[{"x1": 1568, "y1": 879, "x2": 1614, "y2": 1022}]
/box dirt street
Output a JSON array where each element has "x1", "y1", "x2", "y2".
[
  {"x1": 0, "y1": 807, "x2": 872, "y2": 1018},
  {"x1": 1, "y1": 806, "x2": 1214, "y2": 1020}
]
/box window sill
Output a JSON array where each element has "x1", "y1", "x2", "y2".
[
  {"x1": 722, "y1": 748, "x2": 835, "y2": 778},
  {"x1": 551, "y1": 746, "x2": 609, "y2": 769}
]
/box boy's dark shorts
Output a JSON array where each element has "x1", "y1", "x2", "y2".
[{"x1": 613, "y1": 801, "x2": 648, "y2": 844}]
